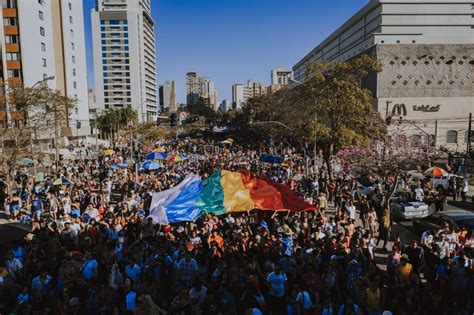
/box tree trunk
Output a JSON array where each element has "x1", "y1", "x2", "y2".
[{"x1": 324, "y1": 143, "x2": 335, "y2": 181}]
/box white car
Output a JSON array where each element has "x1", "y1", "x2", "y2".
[{"x1": 390, "y1": 191, "x2": 429, "y2": 221}]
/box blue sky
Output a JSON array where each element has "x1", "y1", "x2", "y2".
[{"x1": 83, "y1": 0, "x2": 368, "y2": 103}]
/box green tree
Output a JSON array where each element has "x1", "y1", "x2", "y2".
[
  {"x1": 0, "y1": 80, "x2": 76, "y2": 194},
  {"x1": 301, "y1": 54, "x2": 386, "y2": 178}
]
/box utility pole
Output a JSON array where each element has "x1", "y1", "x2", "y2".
[
  {"x1": 434, "y1": 120, "x2": 438, "y2": 147},
  {"x1": 467, "y1": 113, "x2": 472, "y2": 154}
]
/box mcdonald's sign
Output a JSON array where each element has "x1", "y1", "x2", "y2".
[{"x1": 392, "y1": 103, "x2": 407, "y2": 116}]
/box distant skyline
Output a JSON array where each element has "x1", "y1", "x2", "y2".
[{"x1": 83, "y1": 0, "x2": 369, "y2": 103}]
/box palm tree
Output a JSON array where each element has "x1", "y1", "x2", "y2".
[{"x1": 95, "y1": 108, "x2": 138, "y2": 145}]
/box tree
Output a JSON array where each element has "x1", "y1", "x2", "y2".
[
  {"x1": 233, "y1": 55, "x2": 386, "y2": 164},
  {"x1": 0, "y1": 80, "x2": 76, "y2": 194},
  {"x1": 337, "y1": 126, "x2": 443, "y2": 225},
  {"x1": 185, "y1": 97, "x2": 219, "y2": 124},
  {"x1": 301, "y1": 54, "x2": 386, "y2": 178},
  {"x1": 95, "y1": 107, "x2": 137, "y2": 143}
]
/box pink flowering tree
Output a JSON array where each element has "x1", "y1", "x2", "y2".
[{"x1": 337, "y1": 125, "x2": 444, "y2": 224}]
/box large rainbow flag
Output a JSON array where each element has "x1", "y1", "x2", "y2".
[{"x1": 149, "y1": 170, "x2": 316, "y2": 224}]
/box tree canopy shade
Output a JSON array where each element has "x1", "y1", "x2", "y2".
[
  {"x1": 0, "y1": 80, "x2": 76, "y2": 193},
  {"x1": 94, "y1": 107, "x2": 137, "y2": 143},
  {"x1": 232, "y1": 55, "x2": 387, "y2": 176}
]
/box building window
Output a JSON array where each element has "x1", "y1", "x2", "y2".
[
  {"x1": 73, "y1": 81, "x2": 77, "y2": 89},
  {"x1": 2, "y1": 0, "x2": 17, "y2": 8},
  {"x1": 70, "y1": 29, "x2": 74, "y2": 37},
  {"x1": 6, "y1": 52, "x2": 20, "y2": 60},
  {"x1": 446, "y1": 130, "x2": 458, "y2": 144},
  {"x1": 5, "y1": 35, "x2": 19, "y2": 43},
  {"x1": 72, "y1": 55, "x2": 75, "y2": 63},
  {"x1": 42, "y1": 58, "x2": 47, "y2": 67},
  {"x1": 71, "y1": 42, "x2": 75, "y2": 50},
  {"x1": 68, "y1": 2, "x2": 71, "y2": 10},
  {"x1": 40, "y1": 27, "x2": 45, "y2": 36},
  {"x1": 38, "y1": 0, "x2": 44, "y2": 5},
  {"x1": 69, "y1": 16, "x2": 73, "y2": 23},
  {"x1": 72, "y1": 69, "x2": 76, "y2": 76},
  {"x1": 43, "y1": 73, "x2": 48, "y2": 80},
  {"x1": 41, "y1": 42, "x2": 46, "y2": 51},
  {"x1": 39, "y1": 10, "x2": 43, "y2": 20},
  {"x1": 3, "y1": 17, "x2": 17, "y2": 26}
]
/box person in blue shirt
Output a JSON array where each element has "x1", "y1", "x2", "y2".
[
  {"x1": 31, "y1": 194, "x2": 42, "y2": 219},
  {"x1": 125, "y1": 259, "x2": 142, "y2": 287},
  {"x1": 81, "y1": 252, "x2": 98, "y2": 281}
]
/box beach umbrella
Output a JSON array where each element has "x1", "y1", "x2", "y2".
[
  {"x1": 260, "y1": 154, "x2": 283, "y2": 164},
  {"x1": 167, "y1": 154, "x2": 186, "y2": 163},
  {"x1": 53, "y1": 177, "x2": 73, "y2": 185},
  {"x1": 103, "y1": 149, "x2": 115, "y2": 156},
  {"x1": 18, "y1": 157, "x2": 34, "y2": 166},
  {"x1": 146, "y1": 152, "x2": 168, "y2": 160},
  {"x1": 0, "y1": 222, "x2": 32, "y2": 245},
  {"x1": 153, "y1": 147, "x2": 166, "y2": 153},
  {"x1": 140, "y1": 161, "x2": 161, "y2": 170},
  {"x1": 424, "y1": 166, "x2": 448, "y2": 177}
]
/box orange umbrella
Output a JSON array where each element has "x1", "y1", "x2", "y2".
[
  {"x1": 153, "y1": 147, "x2": 166, "y2": 153},
  {"x1": 424, "y1": 167, "x2": 448, "y2": 177}
]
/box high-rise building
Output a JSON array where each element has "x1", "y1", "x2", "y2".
[
  {"x1": 91, "y1": 0, "x2": 158, "y2": 123},
  {"x1": 0, "y1": 0, "x2": 90, "y2": 136},
  {"x1": 159, "y1": 80, "x2": 177, "y2": 113},
  {"x1": 293, "y1": 0, "x2": 474, "y2": 149},
  {"x1": 232, "y1": 80, "x2": 267, "y2": 110},
  {"x1": 245, "y1": 80, "x2": 267, "y2": 99},
  {"x1": 186, "y1": 72, "x2": 218, "y2": 110},
  {"x1": 219, "y1": 100, "x2": 229, "y2": 113},
  {"x1": 232, "y1": 84, "x2": 244, "y2": 110},
  {"x1": 271, "y1": 67, "x2": 293, "y2": 85}
]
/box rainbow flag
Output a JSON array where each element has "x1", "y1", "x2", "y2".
[{"x1": 149, "y1": 170, "x2": 315, "y2": 224}]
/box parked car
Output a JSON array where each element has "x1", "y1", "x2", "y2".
[
  {"x1": 413, "y1": 210, "x2": 474, "y2": 235},
  {"x1": 390, "y1": 191, "x2": 429, "y2": 221}
]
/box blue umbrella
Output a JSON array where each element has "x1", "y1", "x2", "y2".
[
  {"x1": 140, "y1": 161, "x2": 161, "y2": 171},
  {"x1": 259, "y1": 154, "x2": 283, "y2": 164},
  {"x1": 146, "y1": 152, "x2": 168, "y2": 160},
  {"x1": 53, "y1": 177, "x2": 73, "y2": 185},
  {"x1": 109, "y1": 163, "x2": 128, "y2": 170}
]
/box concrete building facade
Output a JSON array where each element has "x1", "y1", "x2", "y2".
[
  {"x1": 271, "y1": 66, "x2": 292, "y2": 85},
  {"x1": 0, "y1": 0, "x2": 90, "y2": 136},
  {"x1": 186, "y1": 72, "x2": 218, "y2": 110},
  {"x1": 159, "y1": 80, "x2": 176, "y2": 113},
  {"x1": 232, "y1": 80, "x2": 267, "y2": 110},
  {"x1": 91, "y1": 0, "x2": 158, "y2": 123},
  {"x1": 293, "y1": 0, "x2": 474, "y2": 150}
]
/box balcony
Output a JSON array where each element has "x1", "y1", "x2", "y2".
[
  {"x1": 2, "y1": 8, "x2": 17, "y2": 18},
  {"x1": 8, "y1": 77, "x2": 22, "y2": 86},
  {"x1": 5, "y1": 43, "x2": 19, "y2": 52},
  {"x1": 7, "y1": 60, "x2": 21, "y2": 70},
  {"x1": 3, "y1": 25, "x2": 18, "y2": 35},
  {"x1": 10, "y1": 111, "x2": 25, "y2": 120}
]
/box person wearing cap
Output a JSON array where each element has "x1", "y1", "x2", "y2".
[{"x1": 396, "y1": 254, "x2": 413, "y2": 287}]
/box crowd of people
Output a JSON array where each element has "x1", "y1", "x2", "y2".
[{"x1": 0, "y1": 138, "x2": 473, "y2": 314}]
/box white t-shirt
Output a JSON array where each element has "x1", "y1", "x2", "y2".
[
  {"x1": 267, "y1": 272, "x2": 287, "y2": 297},
  {"x1": 414, "y1": 188, "x2": 424, "y2": 201},
  {"x1": 347, "y1": 205, "x2": 356, "y2": 220}
]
